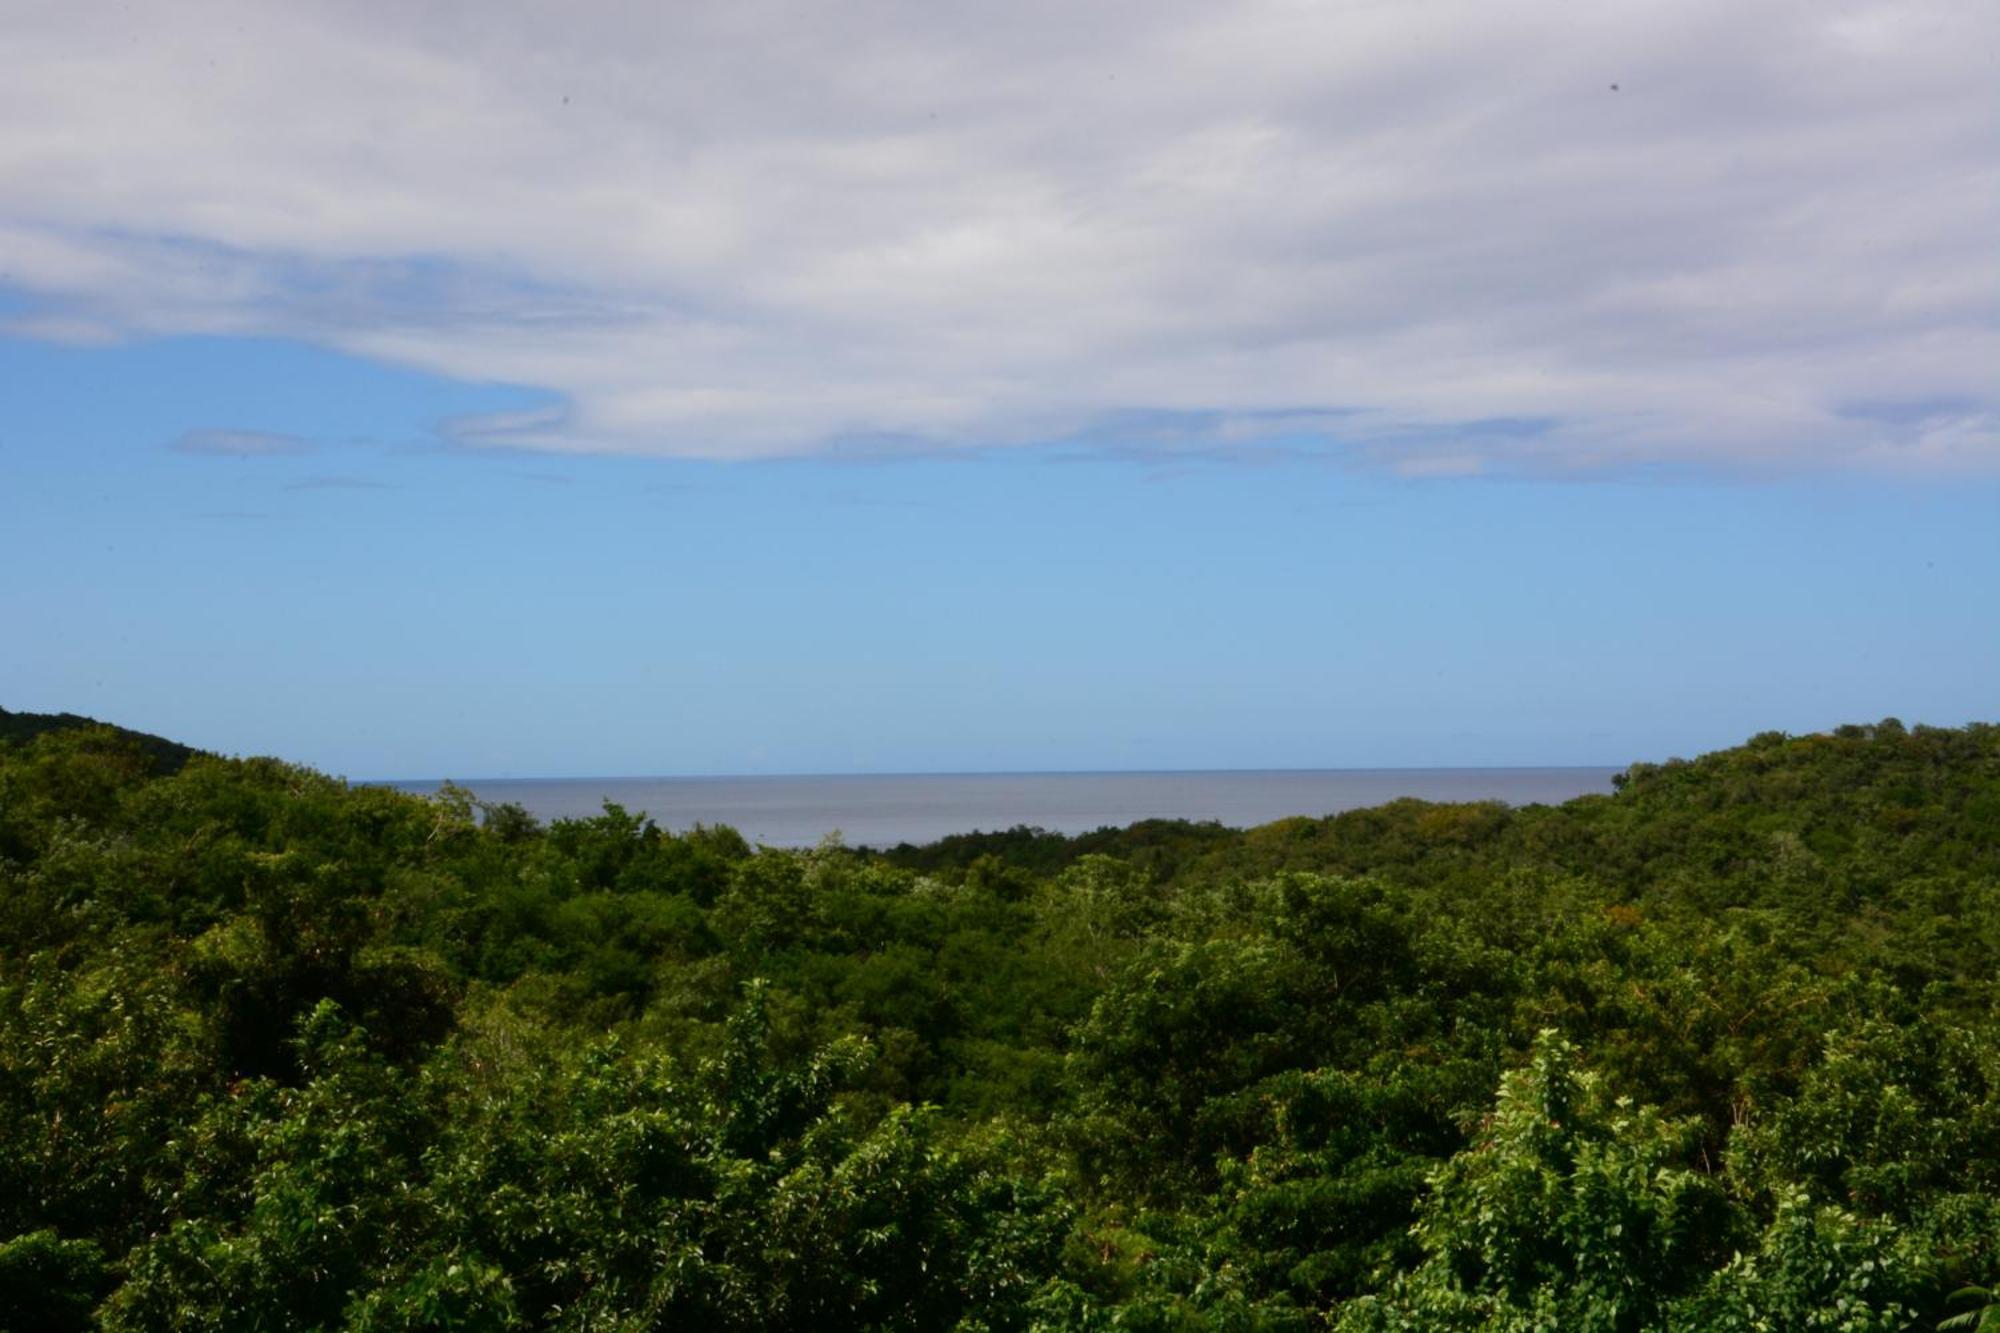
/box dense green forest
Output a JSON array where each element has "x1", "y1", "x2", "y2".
[
  {"x1": 0, "y1": 707, "x2": 199, "y2": 777},
  {"x1": 2, "y1": 715, "x2": 1997, "y2": 1329}
]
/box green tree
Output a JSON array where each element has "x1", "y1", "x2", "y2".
[{"x1": 1339, "y1": 1032, "x2": 1732, "y2": 1331}]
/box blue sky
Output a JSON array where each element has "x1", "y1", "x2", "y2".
[
  {"x1": 4, "y1": 330, "x2": 1993, "y2": 778},
  {"x1": 2, "y1": 0, "x2": 1993, "y2": 776}
]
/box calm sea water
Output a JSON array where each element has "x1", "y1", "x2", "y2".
[{"x1": 381, "y1": 768, "x2": 1620, "y2": 849}]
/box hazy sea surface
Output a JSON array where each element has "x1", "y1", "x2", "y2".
[{"x1": 381, "y1": 768, "x2": 1620, "y2": 849}]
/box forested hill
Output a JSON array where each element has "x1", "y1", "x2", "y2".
[
  {"x1": 1, "y1": 718, "x2": 1996, "y2": 1329},
  {"x1": 887, "y1": 719, "x2": 2000, "y2": 904},
  {"x1": 0, "y1": 706, "x2": 201, "y2": 776}
]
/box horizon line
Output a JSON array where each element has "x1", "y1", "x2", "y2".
[{"x1": 358, "y1": 761, "x2": 1628, "y2": 786}]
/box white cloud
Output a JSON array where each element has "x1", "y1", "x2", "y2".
[
  {"x1": 4, "y1": 0, "x2": 1994, "y2": 471},
  {"x1": 169, "y1": 427, "x2": 314, "y2": 456}
]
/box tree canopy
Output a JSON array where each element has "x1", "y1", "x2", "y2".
[{"x1": 1, "y1": 716, "x2": 1996, "y2": 1328}]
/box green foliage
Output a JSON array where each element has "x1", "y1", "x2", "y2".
[
  {"x1": 1337, "y1": 1031, "x2": 1733, "y2": 1331},
  {"x1": 0, "y1": 706, "x2": 201, "y2": 776},
  {"x1": 1940, "y1": 1286, "x2": 2000, "y2": 1332},
  {"x1": 0, "y1": 715, "x2": 1996, "y2": 1325},
  {"x1": 0, "y1": 1228, "x2": 109, "y2": 1331},
  {"x1": 1673, "y1": 1190, "x2": 1927, "y2": 1331}
]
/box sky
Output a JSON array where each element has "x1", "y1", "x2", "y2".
[{"x1": 1, "y1": 0, "x2": 1995, "y2": 778}]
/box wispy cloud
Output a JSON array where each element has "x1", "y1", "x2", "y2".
[
  {"x1": 170, "y1": 427, "x2": 314, "y2": 457},
  {"x1": 8, "y1": 0, "x2": 1996, "y2": 473}
]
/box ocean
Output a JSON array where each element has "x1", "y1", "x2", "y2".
[{"x1": 381, "y1": 767, "x2": 1620, "y2": 849}]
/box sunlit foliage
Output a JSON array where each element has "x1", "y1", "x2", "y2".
[{"x1": 1, "y1": 715, "x2": 1995, "y2": 1327}]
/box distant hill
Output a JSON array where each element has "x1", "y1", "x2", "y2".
[{"x1": 0, "y1": 705, "x2": 203, "y2": 775}]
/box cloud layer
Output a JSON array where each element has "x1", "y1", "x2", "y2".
[{"x1": 5, "y1": 0, "x2": 1994, "y2": 471}]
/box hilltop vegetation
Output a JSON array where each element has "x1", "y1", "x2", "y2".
[
  {"x1": 1, "y1": 716, "x2": 1996, "y2": 1328},
  {"x1": 0, "y1": 706, "x2": 200, "y2": 776}
]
